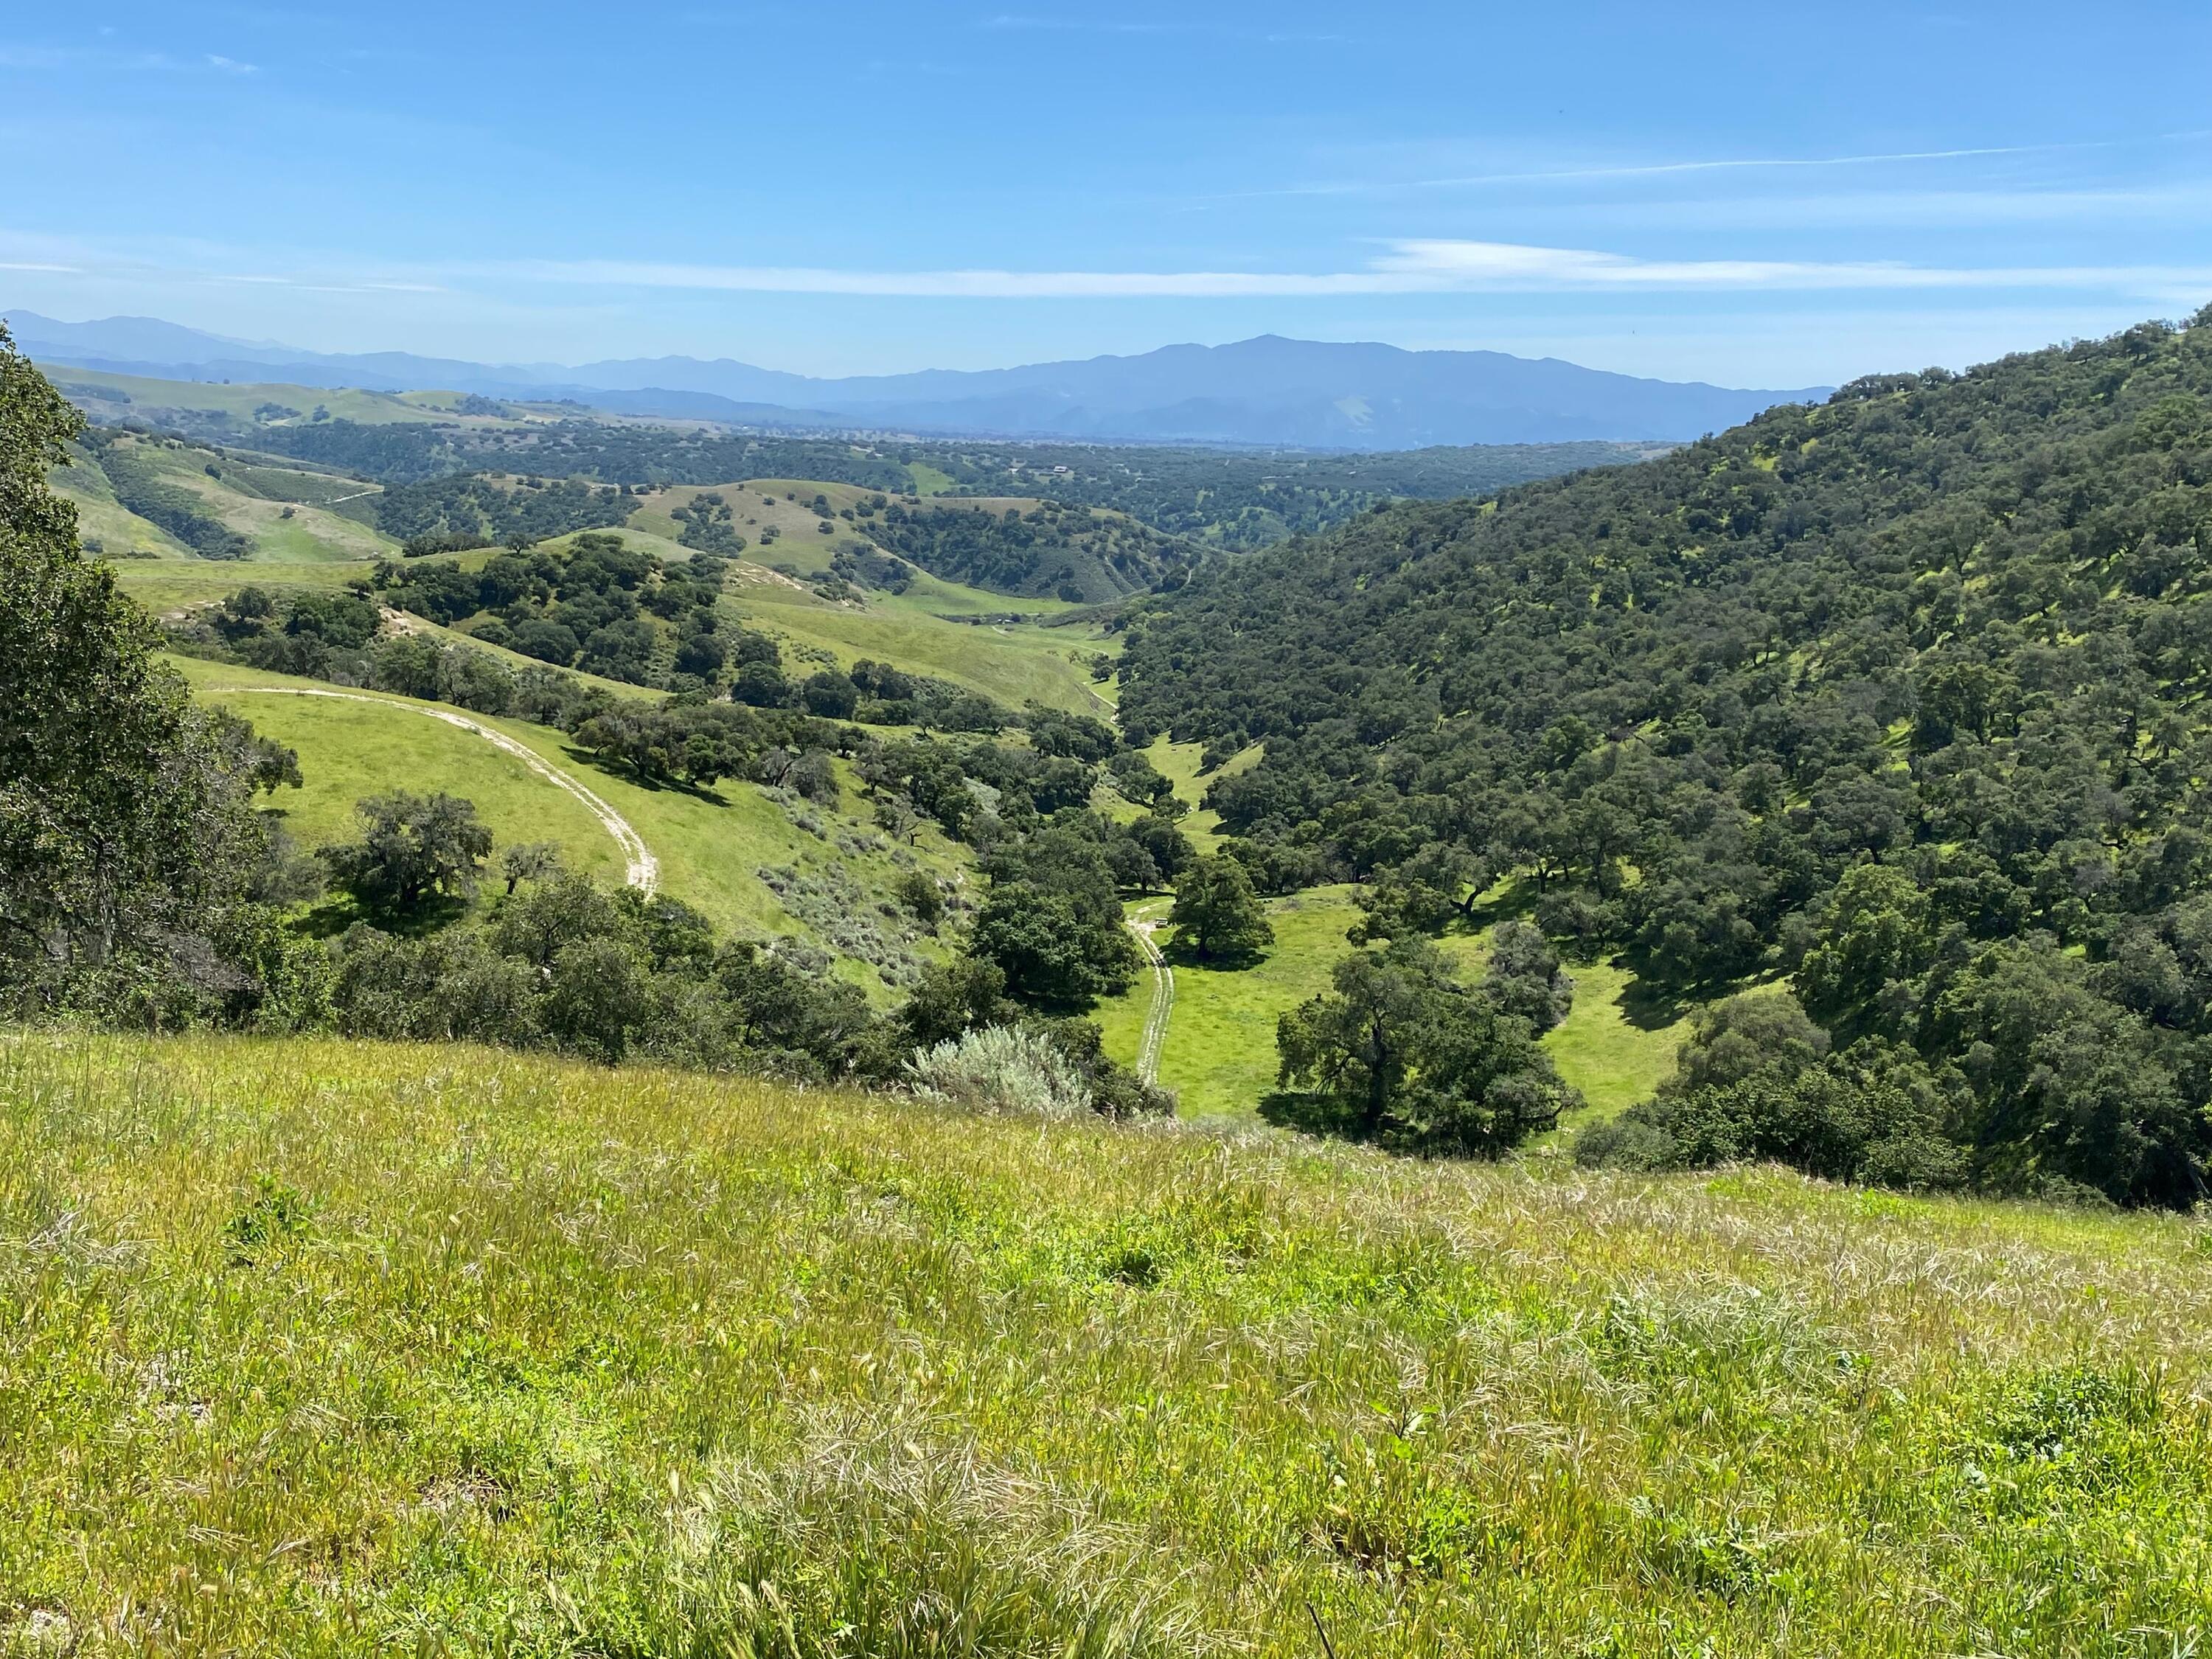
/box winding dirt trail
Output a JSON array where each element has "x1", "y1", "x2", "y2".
[
  {"x1": 210, "y1": 687, "x2": 658, "y2": 892},
  {"x1": 1127, "y1": 911, "x2": 1174, "y2": 1087}
]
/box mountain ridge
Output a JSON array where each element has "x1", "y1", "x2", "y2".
[{"x1": 4, "y1": 309, "x2": 1828, "y2": 449}]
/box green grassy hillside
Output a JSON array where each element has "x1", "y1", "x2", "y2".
[
  {"x1": 5, "y1": 1031, "x2": 2208, "y2": 1657},
  {"x1": 173, "y1": 656, "x2": 972, "y2": 997},
  {"x1": 102, "y1": 518, "x2": 1111, "y2": 716},
  {"x1": 732, "y1": 582, "x2": 1113, "y2": 716},
  {"x1": 51, "y1": 429, "x2": 397, "y2": 564},
  {"x1": 407, "y1": 524, "x2": 1113, "y2": 716},
  {"x1": 178, "y1": 662, "x2": 633, "y2": 886},
  {"x1": 1092, "y1": 745, "x2": 1689, "y2": 1122}
]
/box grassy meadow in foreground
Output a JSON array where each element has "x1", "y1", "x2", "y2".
[{"x1": 3, "y1": 1033, "x2": 2209, "y2": 1656}]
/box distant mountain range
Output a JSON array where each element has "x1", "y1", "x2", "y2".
[{"x1": 4, "y1": 310, "x2": 1829, "y2": 449}]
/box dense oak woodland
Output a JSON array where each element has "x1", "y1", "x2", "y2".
[
  {"x1": 909, "y1": 439, "x2": 1660, "y2": 549},
  {"x1": 862, "y1": 497, "x2": 1194, "y2": 599},
  {"x1": 1122, "y1": 310, "x2": 2212, "y2": 1206}
]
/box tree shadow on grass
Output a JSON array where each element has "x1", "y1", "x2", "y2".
[
  {"x1": 1611, "y1": 953, "x2": 1794, "y2": 1032},
  {"x1": 1459, "y1": 875, "x2": 1545, "y2": 934},
  {"x1": 558, "y1": 745, "x2": 731, "y2": 806},
  {"x1": 293, "y1": 891, "x2": 468, "y2": 940},
  {"x1": 1615, "y1": 974, "x2": 1703, "y2": 1032},
  {"x1": 1256, "y1": 1090, "x2": 1373, "y2": 1146},
  {"x1": 1159, "y1": 938, "x2": 1270, "y2": 973}
]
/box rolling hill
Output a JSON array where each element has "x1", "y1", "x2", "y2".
[
  {"x1": 36, "y1": 358, "x2": 1672, "y2": 552},
  {"x1": 387, "y1": 473, "x2": 1199, "y2": 605},
  {"x1": 51, "y1": 428, "x2": 397, "y2": 563},
  {"x1": 169, "y1": 654, "x2": 974, "y2": 1001},
  {"x1": 38, "y1": 361, "x2": 489, "y2": 428}
]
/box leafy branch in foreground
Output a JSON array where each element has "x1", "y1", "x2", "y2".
[{"x1": 0, "y1": 323, "x2": 296, "y2": 1025}]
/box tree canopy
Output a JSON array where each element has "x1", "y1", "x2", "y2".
[
  {"x1": 0, "y1": 324, "x2": 291, "y2": 1024},
  {"x1": 1273, "y1": 939, "x2": 1579, "y2": 1156},
  {"x1": 1168, "y1": 855, "x2": 1273, "y2": 964}
]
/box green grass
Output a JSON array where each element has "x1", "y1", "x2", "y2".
[
  {"x1": 1097, "y1": 890, "x2": 1690, "y2": 1124},
  {"x1": 52, "y1": 467, "x2": 190, "y2": 560},
  {"x1": 53, "y1": 435, "x2": 397, "y2": 569},
  {"x1": 6, "y1": 1029, "x2": 2212, "y2": 1656},
  {"x1": 732, "y1": 584, "x2": 1115, "y2": 716},
  {"x1": 1137, "y1": 737, "x2": 1259, "y2": 852},
  {"x1": 115, "y1": 558, "x2": 364, "y2": 613},
  {"x1": 173, "y1": 656, "x2": 972, "y2": 998},
  {"x1": 94, "y1": 466, "x2": 1114, "y2": 714},
  {"x1": 136, "y1": 442, "x2": 393, "y2": 563},
  {"x1": 1539, "y1": 956, "x2": 1694, "y2": 1126},
  {"x1": 1096, "y1": 886, "x2": 1366, "y2": 1118},
  {"x1": 174, "y1": 664, "x2": 631, "y2": 888}
]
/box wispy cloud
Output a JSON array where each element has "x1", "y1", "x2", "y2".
[
  {"x1": 1198, "y1": 139, "x2": 2146, "y2": 203},
  {"x1": 495, "y1": 240, "x2": 2212, "y2": 300},
  {"x1": 0, "y1": 42, "x2": 260, "y2": 75},
  {"x1": 15, "y1": 229, "x2": 2205, "y2": 313},
  {"x1": 212, "y1": 271, "x2": 441, "y2": 295}
]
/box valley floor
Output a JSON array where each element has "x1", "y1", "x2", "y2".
[
  {"x1": 4, "y1": 1032, "x2": 2208, "y2": 1656},
  {"x1": 1095, "y1": 881, "x2": 1692, "y2": 1125}
]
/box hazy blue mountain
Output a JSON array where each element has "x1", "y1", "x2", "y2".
[{"x1": 5, "y1": 310, "x2": 1828, "y2": 448}]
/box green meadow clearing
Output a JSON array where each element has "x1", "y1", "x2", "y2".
[
  {"x1": 3, "y1": 1032, "x2": 2209, "y2": 1657},
  {"x1": 728, "y1": 584, "x2": 1113, "y2": 717},
  {"x1": 1096, "y1": 886, "x2": 1693, "y2": 1125}
]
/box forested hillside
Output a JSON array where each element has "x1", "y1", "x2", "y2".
[
  {"x1": 860, "y1": 495, "x2": 1194, "y2": 600},
  {"x1": 1121, "y1": 310, "x2": 2212, "y2": 1206},
  {"x1": 913, "y1": 439, "x2": 1664, "y2": 549},
  {"x1": 55, "y1": 369, "x2": 1652, "y2": 552}
]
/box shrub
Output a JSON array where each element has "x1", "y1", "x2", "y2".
[
  {"x1": 1578, "y1": 1040, "x2": 1967, "y2": 1192},
  {"x1": 906, "y1": 1024, "x2": 1092, "y2": 1119}
]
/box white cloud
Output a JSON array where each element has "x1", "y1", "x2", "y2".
[
  {"x1": 1537, "y1": 181, "x2": 2212, "y2": 232},
  {"x1": 497, "y1": 241, "x2": 2212, "y2": 301},
  {"x1": 1374, "y1": 240, "x2": 2212, "y2": 293}
]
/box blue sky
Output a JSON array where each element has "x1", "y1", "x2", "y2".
[{"x1": 3, "y1": 1, "x2": 2209, "y2": 386}]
